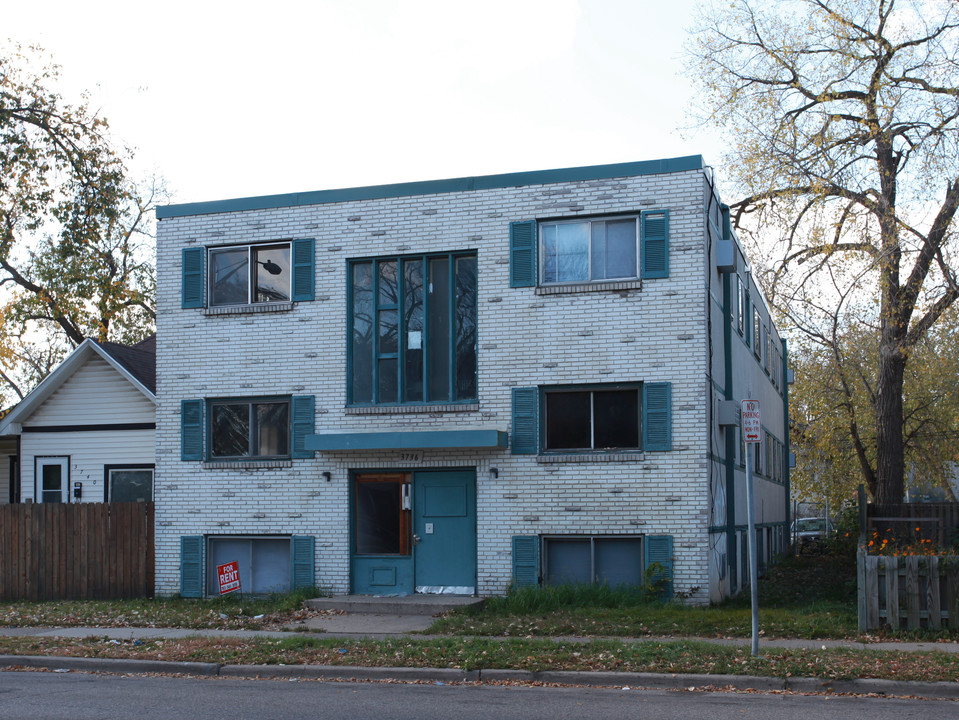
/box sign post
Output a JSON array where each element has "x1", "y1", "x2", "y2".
[
  {"x1": 217, "y1": 561, "x2": 241, "y2": 595},
  {"x1": 741, "y1": 399, "x2": 761, "y2": 657}
]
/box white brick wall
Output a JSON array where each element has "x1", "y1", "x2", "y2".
[{"x1": 155, "y1": 164, "x2": 785, "y2": 604}]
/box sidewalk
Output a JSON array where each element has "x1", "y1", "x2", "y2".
[{"x1": 2, "y1": 618, "x2": 959, "y2": 699}]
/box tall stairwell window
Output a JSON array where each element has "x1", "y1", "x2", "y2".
[{"x1": 349, "y1": 252, "x2": 477, "y2": 405}]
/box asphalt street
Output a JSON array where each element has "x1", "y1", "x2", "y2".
[{"x1": 0, "y1": 671, "x2": 954, "y2": 720}]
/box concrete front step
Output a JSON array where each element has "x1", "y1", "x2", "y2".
[{"x1": 306, "y1": 594, "x2": 484, "y2": 616}]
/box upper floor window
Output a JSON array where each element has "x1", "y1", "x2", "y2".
[
  {"x1": 753, "y1": 309, "x2": 762, "y2": 359},
  {"x1": 511, "y1": 382, "x2": 671, "y2": 455},
  {"x1": 181, "y1": 239, "x2": 314, "y2": 310},
  {"x1": 349, "y1": 252, "x2": 477, "y2": 405},
  {"x1": 540, "y1": 217, "x2": 638, "y2": 284},
  {"x1": 509, "y1": 211, "x2": 668, "y2": 289},
  {"x1": 210, "y1": 398, "x2": 290, "y2": 459},
  {"x1": 209, "y1": 243, "x2": 291, "y2": 306},
  {"x1": 544, "y1": 387, "x2": 640, "y2": 451},
  {"x1": 736, "y1": 276, "x2": 746, "y2": 336},
  {"x1": 179, "y1": 395, "x2": 315, "y2": 462}
]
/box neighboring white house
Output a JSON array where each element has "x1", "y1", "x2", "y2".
[
  {"x1": 0, "y1": 336, "x2": 156, "y2": 505},
  {"x1": 154, "y1": 156, "x2": 789, "y2": 603}
]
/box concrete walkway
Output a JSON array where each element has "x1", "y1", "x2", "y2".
[{"x1": 2, "y1": 616, "x2": 959, "y2": 699}]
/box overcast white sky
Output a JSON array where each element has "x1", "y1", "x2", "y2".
[{"x1": 5, "y1": 0, "x2": 722, "y2": 206}]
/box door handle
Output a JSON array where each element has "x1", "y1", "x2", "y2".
[{"x1": 412, "y1": 533, "x2": 422, "y2": 545}]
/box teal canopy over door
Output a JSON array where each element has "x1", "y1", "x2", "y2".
[
  {"x1": 413, "y1": 469, "x2": 476, "y2": 594},
  {"x1": 351, "y1": 469, "x2": 476, "y2": 595}
]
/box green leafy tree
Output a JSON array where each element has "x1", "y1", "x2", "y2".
[
  {"x1": 688, "y1": 0, "x2": 959, "y2": 503},
  {"x1": 0, "y1": 44, "x2": 156, "y2": 406}
]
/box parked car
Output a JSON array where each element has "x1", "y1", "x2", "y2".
[{"x1": 791, "y1": 517, "x2": 834, "y2": 550}]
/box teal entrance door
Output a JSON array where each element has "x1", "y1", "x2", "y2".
[
  {"x1": 413, "y1": 470, "x2": 476, "y2": 593},
  {"x1": 351, "y1": 469, "x2": 476, "y2": 594}
]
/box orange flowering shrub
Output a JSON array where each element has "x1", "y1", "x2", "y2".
[{"x1": 863, "y1": 527, "x2": 954, "y2": 556}]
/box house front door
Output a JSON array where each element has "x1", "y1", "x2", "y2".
[
  {"x1": 37, "y1": 457, "x2": 69, "y2": 503},
  {"x1": 351, "y1": 469, "x2": 476, "y2": 595}
]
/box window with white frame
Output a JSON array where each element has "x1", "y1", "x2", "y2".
[
  {"x1": 105, "y1": 465, "x2": 154, "y2": 502},
  {"x1": 540, "y1": 216, "x2": 639, "y2": 284},
  {"x1": 209, "y1": 243, "x2": 291, "y2": 306},
  {"x1": 209, "y1": 398, "x2": 290, "y2": 460}
]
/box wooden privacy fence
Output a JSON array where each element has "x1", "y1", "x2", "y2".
[
  {"x1": 857, "y1": 553, "x2": 959, "y2": 630},
  {"x1": 0, "y1": 502, "x2": 154, "y2": 601},
  {"x1": 865, "y1": 501, "x2": 959, "y2": 547}
]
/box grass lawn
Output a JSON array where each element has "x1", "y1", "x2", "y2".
[
  {"x1": 0, "y1": 589, "x2": 327, "y2": 630},
  {"x1": 429, "y1": 551, "x2": 899, "y2": 640},
  {"x1": 2, "y1": 634, "x2": 958, "y2": 682},
  {"x1": 2, "y1": 553, "x2": 959, "y2": 680}
]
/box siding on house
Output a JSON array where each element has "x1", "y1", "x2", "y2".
[
  {"x1": 19, "y1": 429, "x2": 154, "y2": 503},
  {"x1": 0, "y1": 438, "x2": 15, "y2": 504},
  {"x1": 27, "y1": 356, "x2": 154, "y2": 426},
  {"x1": 16, "y1": 353, "x2": 155, "y2": 504},
  {"x1": 154, "y1": 159, "x2": 788, "y2": 603}
]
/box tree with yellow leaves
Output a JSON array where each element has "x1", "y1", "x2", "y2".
[
  {"x1": 789, "y1": 307, "x2": 959, "y2": 505},
  {"x1": 0, "y1": 44, "x2": 157, "y2": 406},
  {"x1": 689, "y1": 0, "x2": 959, "y2": 504}
]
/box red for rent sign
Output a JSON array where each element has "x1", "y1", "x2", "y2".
[
  {"x1": 742, "y1": 400, "x2": 761, "y2": 443},
  {"x1": 217, "y1": 561, "x2": 241, "y2": 595}
]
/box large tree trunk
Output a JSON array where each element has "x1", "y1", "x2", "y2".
[{"x1": 875, "y1": 333, "x2": 906, "y2": 505}]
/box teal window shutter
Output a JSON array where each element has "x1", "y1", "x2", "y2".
[
  {"x1": 511, "y1": 387, "x2": 539, "y2": 454},
  {"x1": 510, "y1": 220, "x2": 536, "y2": 288},
  {"x1": 291, "y1": 535, "x2": 315, "y2": 590},
  {"x1": 291, "y1": 396, "x2": 315, "y2": 458},
  {"x1": 182, "y1": 248, "x2": 205, "y2": 308},
  {"x1": 641, "y1": 210, "x2": 669, "y2": 279},
  {"x1": 181, "y1": 399, "x2": 204, "y2": 461},
  {"x1": 644, "y1": 535, "x2": 674, "y2": 600},
  {"x1": 291, "y1": 238, "x2": 315, "y2": 302},
  {"x1": 180, "y1": 535, "x2": 204, "y2": 598},
  {"x1": 642, "y1": 382, "x2": 671, "y2": 452},
  {"x1": 512, "y1": 535, "x2": 540, "y2": 588}
]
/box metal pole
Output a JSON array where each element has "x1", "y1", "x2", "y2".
[{"x1": 745, "y1": 443, "x2": 760, "y2": 657}]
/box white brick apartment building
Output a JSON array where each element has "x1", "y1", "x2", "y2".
[{"x1": 154, "y1": 156, "x2": 789, "y2": 604}]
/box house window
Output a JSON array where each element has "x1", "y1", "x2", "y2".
[
  {"x1": 349, "y1": 252, "x2": 477, "y2": 405},
  {"x1": 544, "y1": 536, "x2": 645, "y2": 586},
  {"x1": 736, "y1": 276, "x2": 746, "y2": 336},
  {"x1": 206, "y1": 536, "x2": 292, "y2": 595},
  {"x1": 105, "y1": 465, "x2": 154, "y2": 502},
  {"x1": 543, "y1": 387, "x2": 640, "y2": 452},
  {"x1": 763, "y1": 326, "x2": 771, "y2": 374},
  {"x1": 209, "y1": 398, "x2": 290, "y2": 459},
  {"x1": 540, "y1": 216, "x2": 638, "y2": 284},
  {"x1": 753, "y1": 309, "x2": 762, "y2": 359},
  {"x1": 209, "y1": 243, "x2": 291, "y2": 306}
]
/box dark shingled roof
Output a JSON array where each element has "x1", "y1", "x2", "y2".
[{"x1": 95, "y1": 334, "x2": 156, "y2": 395}]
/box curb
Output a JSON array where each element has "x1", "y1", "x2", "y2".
[
  {"x1": 0, "y1": 655, "x2": 219, "y2": 676},
  {"x1": 784, "y1": 676, "x2": 959, "y2": 698},
  {"x1": 221, "y1": 664, "x2": 481, "y2": 682},
  {"x1": 3, "y1": 655, "x2": 959, "y2": 699}
]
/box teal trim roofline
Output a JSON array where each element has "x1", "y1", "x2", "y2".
[
  {"x1": 157, "y1": 156, "x2": 706, "y2": 219},
  {"x1": 306, "y1": 429, "x2": 509, "y2": 451}
]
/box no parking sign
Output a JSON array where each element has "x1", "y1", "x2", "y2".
[{"x1": 741, "y1": 400, "x2": 761, "y2": 443}]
